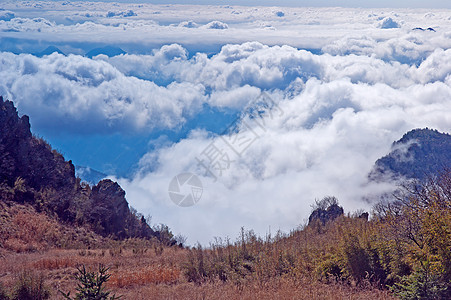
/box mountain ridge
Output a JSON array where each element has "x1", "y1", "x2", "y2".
[
  {"x1": 0, "y1": 96, "x2": 175, "y2": 246},
  {"x1": 369, "y1": 128, "x2": 451, "y2": 181}
]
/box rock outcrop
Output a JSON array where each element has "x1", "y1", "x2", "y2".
[
  {"x1": 88, "y1": 179, "x2": 130, "y2": 238},
  {"x1": 0, "y1": 96, "x2": 168, "y2": 242},
  {"x1": 0, "y1": 96, "x2": 75, "y2": 191},
  {"x1": 308, "y1": 203, "x2": 344, "y2": 225}
]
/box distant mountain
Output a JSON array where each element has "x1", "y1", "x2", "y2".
[
  {"x1": 75, "y1": 165, "x2": 107, "y2": 185},
  {"x1": 412, "y1": 27, "x2": 436, "y2": 32},
  {"x1": 86, "y1": 46, "x2": 126, "y2": 58},
  {"x1": 0, "y1": 96, "x2": 175, "y2": 244},
  {"x1": 369, "y1": 128, "x2": 451, "y2": 181},
  {"x1": 35, "y1": 46, "x2": 65, "y2": 57}
]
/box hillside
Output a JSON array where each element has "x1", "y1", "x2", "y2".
[
  {"x1": 369, "y1": 128, "x2": 451, "y2": 181},
  {"x1": 0, "y1": 96, "x2": 173, "y2": 246}
]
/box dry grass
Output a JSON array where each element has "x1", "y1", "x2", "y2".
[
  {"x1": 100, "y1": 276, "x2": 395, "y2": 300},
  {"x1": 0, "y1": 202, "x2": 108, "y2": 252},
  {"x1": 0, "y1": 245, "x2": 396, "y2": 300},
  {"x1": 109, "y1": 265, "x2": 180, "y2": 287},
  {"x1": 0, "y1": 202, "x2": 398, "y2": 299}
]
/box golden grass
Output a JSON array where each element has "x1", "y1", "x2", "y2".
[
  {"x1": 104, "y1": 277, "x2": 395, "y2": 300},
  {"x1": 0, "y1": 245, "x2": 396, "y2": 300},
  {"x1": 0, "y1": 202, "x2": 398, "y2": 299},
  {"x1": 110, "y1": 265, "x2": 180, "y2": 287},
  {"x1": 0, "y1": 203, "x2": 107, "y2": 252}
]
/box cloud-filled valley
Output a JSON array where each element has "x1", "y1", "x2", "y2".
[{"x1": 1, "y1": 1, "x2": 450, "y2": 244}]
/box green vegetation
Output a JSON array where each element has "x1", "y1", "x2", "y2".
[
  {"x1": 60, "y1": 265, "x2": 121, "y2": 300},
  {"x1": 10, "y1": 270, "x2": 50, "y2": 300}
]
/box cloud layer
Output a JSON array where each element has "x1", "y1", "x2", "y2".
[
  {"x1": 3, "y1": 41, "x2": 450, "y2": 134},
  {"x1": 1, "y1": 2, "x2": 451, "y2": 53}
]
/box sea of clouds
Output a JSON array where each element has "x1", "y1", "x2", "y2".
[{"x1": 1, "y1": 1, "x2": 451, "y2": 244}]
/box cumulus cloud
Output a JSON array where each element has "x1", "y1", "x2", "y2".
[
  {"x1": 108, "y1": 43, "x2": 450, "y2": 244},
  {"x1": 1, "y1": 3, "x2": 450, "y2": 56},
  {"x1": 106, "y1": 10, "x2": 137, "y2": 18},
  {"x1": 322, "y1": 31, "x2": 451, "y2": 63},
  {"x1": 121, "y1": 73, "x2": 451, "y2": 245},
  {"x1": 208, "y1": 85, "x2": 263, "y2": 110},
  {"x1": 0, "y1": 17, "x2": 56, "y2": 32},
  {"x1": 204, "y1": 20, "x2": 228, "y2": 29},
  {"x1": 379, "y1": 17, "x2": 401, "y2": 29},
  {"x1": 98, "y1": 41, "x2": 449, "y2": 94},
  {"x1": 0, "y1": 52, "x2": 205, "y2": 133},
  {"x1": 178, "y1": 20, "x2": 198, "y2": 28}
]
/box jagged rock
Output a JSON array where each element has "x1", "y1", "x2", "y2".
[
  {"x1": 88, "y1": 179, "x2": 129, "y2": 238},
  {"x1": 358, "y1": 212, "x2": 369, "y2": 221},
  {"x1": 308, "y1": 203, "x2": 344, "y2": 225},
  {"x1": 0, "y1": 96, "x2": 75, "y2": 190}
]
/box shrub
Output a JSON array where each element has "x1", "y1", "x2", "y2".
[
  {"x1": 390, "y1": 263, "x2": 449, "y2": 300},
  {"x1": 316, "y1": 256, "x2": 345, "y2": 282},
  {"x1": 0, "y1": 283, "x2": 9, "y2": 300},
  {"x1": 380, "y1": 171, "x2": 451, "y2": 296},
  {"x1": 183, "y1": 244, "x2": 208, "y2": 284},
  {"x1": 60, "y1": 265, "x2": 121, "y2": 300},
  {"x1": 109, "y1": 266, "x2": 180, "y2": 287},
  {"x1": 341, "y1": 234, "x2": 371, "y2": 282},
  {"x1": 11, "y1": 270, "x2": 50, "y2": 300}
]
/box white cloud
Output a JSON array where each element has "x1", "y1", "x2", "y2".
[
  {"x1": 1, "y1": 3, "x2": 450, "y2": 54},
  {"x1": 379, "y1": 17, "x2": 401, "y2": 29},
  {"x1": 0, "y1": 17, "x2": 56, "y2": 32},
  {"x1": 106, "y1": 10, "x2": 137, "y2": 18},
  {"x1": 0, "y1": 52, "x2": 205, "y2": 133},
  {"x1": 413, "y1": 48, "x2": 451, "y2": 83},
  {"x1": 178, "y1": 20, "x2": 199, "y2": 28},
  {"x1": 120, "y1": 70, "x2": 451, "y2": 245},
  {"x1": 204, "y1": 20, "x2": 228, "y2": 29},
  {"x1": 208, "y1": 85, "x2": 261, "y2": 108}
]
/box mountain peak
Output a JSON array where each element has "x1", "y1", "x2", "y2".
[{"x1": 369, "y1": 128, "x2": 451, "y2": 181}]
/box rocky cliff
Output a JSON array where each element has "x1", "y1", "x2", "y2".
[{"x1": 0, "y1": 96, "x2": 167, "y2": 242}]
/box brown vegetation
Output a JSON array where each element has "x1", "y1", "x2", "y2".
[
  {"x1": 0, "y1": 174, "x2": 449, "y2": 300},
  {"x1": 0, "y1": 247, "x2": 394, "y2": 299},
  {"x1": 0, "y1": 171, "x2": 449, "y2": 299}
]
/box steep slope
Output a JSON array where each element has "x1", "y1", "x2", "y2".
[
  {"x1": 0, "y1": 96, "x2": 171, "y2": 244},
  {"x1": 369, "y1": 128, "x2": 451, "y2": 181}
]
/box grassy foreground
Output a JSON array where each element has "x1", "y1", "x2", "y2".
[
  {"x1": 0, "y1": 247, "x2": 393, "y2": 299},
  {"x1": 0, "y1": 171, "x2": 449, "y2": 299}
]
